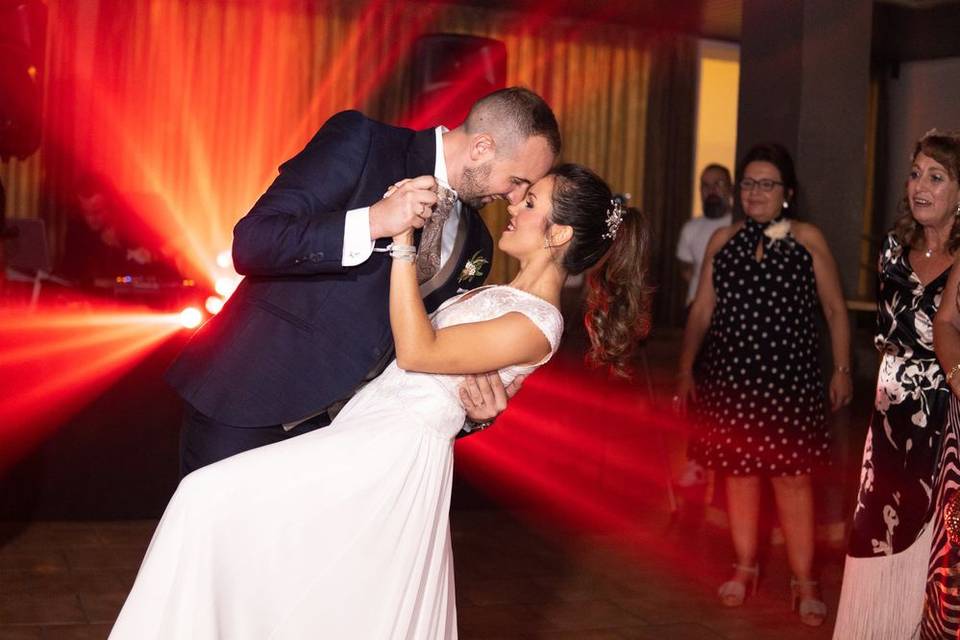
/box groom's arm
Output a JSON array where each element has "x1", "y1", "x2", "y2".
[{"x1": 232, "y1": 110, "x2": 373, "y2": 277}]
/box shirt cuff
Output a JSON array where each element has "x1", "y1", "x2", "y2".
[{"x1": 342, "y1": 207, "x2": 375, "y2": 266}]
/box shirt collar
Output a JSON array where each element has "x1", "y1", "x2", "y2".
[{"x1": 434, "y1": 126, "x2": 450, "y2": 187}]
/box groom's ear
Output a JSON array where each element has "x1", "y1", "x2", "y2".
[{"x1": 469, "y1": 133, "x2": 496, "y2": 162}]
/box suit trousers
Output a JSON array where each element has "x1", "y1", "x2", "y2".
[{"x1": 179, "y1": 401, "x2": 331, "y2": 477}]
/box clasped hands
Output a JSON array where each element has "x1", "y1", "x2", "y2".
[
  {"x1": 369, "y1": 175, "x2": 439, "y2": 242},
  {"x1": 374, "y1": 174, "x2": 524, "y2": 424}
]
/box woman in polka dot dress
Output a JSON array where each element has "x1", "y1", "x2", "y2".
[{"x1": 675, "y1": 143, "x2": 852, "y2": 627}]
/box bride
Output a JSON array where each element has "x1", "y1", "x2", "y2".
[{"x1": 109, "y1": 163, "x2": 650, "y2": 639}]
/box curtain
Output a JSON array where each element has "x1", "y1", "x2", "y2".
[
  {"x1": 642, "y1": 34, "x2": 699, "y2": 327},
  {"x1": 1, "y1": 0, "x2": 693, "y2": 293}
]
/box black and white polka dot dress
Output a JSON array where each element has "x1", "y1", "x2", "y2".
[{"x1": 690, "y1": 216, "x2": 828, "y2": 476}]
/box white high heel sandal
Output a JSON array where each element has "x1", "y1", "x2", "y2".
[{"x1": 717, "y1": 564, "x2": 759, "y2": 607}]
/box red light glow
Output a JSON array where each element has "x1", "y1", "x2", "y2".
[
  {"x1": 456, "y1": 354, "x2": 692, "y2": 536},
  {"x1": 0, "y1": 304, "x2": 187, "y2": 472}
]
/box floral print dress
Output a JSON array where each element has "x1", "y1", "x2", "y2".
[{"x1": 848, "y1": 233, "x2": 950, "y2": 559}]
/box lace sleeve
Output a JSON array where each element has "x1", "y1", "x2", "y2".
[{"x1": 509, "y1": 296, "x2": 564, "y2": 356}]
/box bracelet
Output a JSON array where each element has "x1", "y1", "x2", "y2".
[
  {"x1": 947, "y1": 363, "x2": 960, "y2": 383},
  {"x1": 387, "y1": 243, "x2": 417, "y2": 263},
  {"x1": 835, "y1": 365, "x2": 851, "y2": 375},
  {"x1": 463, "y1": 417, "x2": 494, "y2": 433}
]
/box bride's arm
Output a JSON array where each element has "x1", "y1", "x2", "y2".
[{"x1": 389, "y1": 230, "x2": 551, "y2": 374}]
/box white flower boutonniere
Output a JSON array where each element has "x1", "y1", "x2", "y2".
[
  {"x1": 763, "y1": 219, "x2": 791, "y2": 242},
  {"x1": 459, "y1": 251, "x2": 489, "y2": 284}
]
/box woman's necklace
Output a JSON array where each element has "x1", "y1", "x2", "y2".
[{"x1": 925, "y1": 247, "x2": 935, "y2": 258}]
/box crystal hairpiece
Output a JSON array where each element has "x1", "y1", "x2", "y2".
[{"x1": 602, "y1": 199, "x2": 625, "y2": 240}]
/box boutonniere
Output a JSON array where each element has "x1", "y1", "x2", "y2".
[
  {"x1": 763, "y1": 219, "x2": 791, "y2": 242},
  {"x1": 459, "y1": 251, "x2": 489, "y2": 284}
]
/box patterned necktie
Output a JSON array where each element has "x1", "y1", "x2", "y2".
[{"x1": 415, "y1": 183, "x2": 458, "y2": 284}]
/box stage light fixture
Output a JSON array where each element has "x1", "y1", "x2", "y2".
[
  {"x1": 216, "y1": 250, "x2": 232, "y2": 269},
  {"x1": 178, "y1": 306, "x2": 203, "y2": 329},
  {"x1": 214, "y1": 276, "x2": 239, "y2": 298},
  {"x1": 205, "y1": 295, "x2": 224, "y2": 315}
]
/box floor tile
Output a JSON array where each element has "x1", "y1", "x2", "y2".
[
  {"x1": 0, "y1": 627, "x2": 43, "y2": 640},
  {"x1": 42, "y1": 624, "x2": 112, "y2": 640},
  {"x1": 0, "y1": 593, "x2": 85, "y2": 625}
]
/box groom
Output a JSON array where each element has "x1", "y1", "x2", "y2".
[{"x1": 166, "y1": 87, "x2": 561, "y2": 475}]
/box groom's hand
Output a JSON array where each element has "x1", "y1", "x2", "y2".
[
  {"x1": 369, "y1": 175, "x2": 438, "y2": 240},
  {"x1": 460, "y1": 373, "x2": 526, "y2": 422}
]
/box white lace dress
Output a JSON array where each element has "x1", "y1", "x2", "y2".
[{"x1": 109, "y1": 286, "x2": 563, "y2": 640}]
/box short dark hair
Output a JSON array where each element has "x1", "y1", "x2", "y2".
[
  {"x1": 736, "y1": 143, "x2": 798, "y2": 212},
  {"x1": 701, "y1": 163, "x2": 732, "y2": 184},
  {"x1": 465, "y1": 87, "x2": 561, "y2": 156}
]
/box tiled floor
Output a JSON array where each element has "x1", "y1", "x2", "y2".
[{"x1": 0, "y1": 507, "x2": 840, "y2": 639}]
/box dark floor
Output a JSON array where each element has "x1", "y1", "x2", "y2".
[
  {"x1": 0, "y1": 324, "x2": 872, "y2": 639},
  {"x1": 0, "y1": 506, "x2": 841, "y2": 639}
]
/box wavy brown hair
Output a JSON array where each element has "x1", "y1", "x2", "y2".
[
  {"x1": 892, "y1": 130, "x2": 960, "y2": 253},
  {"x1": 547, "y1": 164, "x2": 652, "y2": 378},
  {"x1": 584, "y1": 208, "x2": 652, "y2": 377}
]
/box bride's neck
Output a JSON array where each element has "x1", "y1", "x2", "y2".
[{"x1": 508, "y1": 256, "x2": 565, "y2": 304}]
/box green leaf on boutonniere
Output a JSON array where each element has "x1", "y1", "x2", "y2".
[{"x1": 458, "y1": 251, "x2": 489, "y2": 284}]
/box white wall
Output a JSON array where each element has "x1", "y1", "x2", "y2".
[{"x1": 691, "y1": 40, "x2": 740, "y2": 217}]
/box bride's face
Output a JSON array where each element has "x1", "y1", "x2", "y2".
[{"x1": 498, "y1": 175, "x2": 555, "y2": 259}]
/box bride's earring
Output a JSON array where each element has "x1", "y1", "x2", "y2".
[{"x1": 543, "y1": 236, "x2": 552, "y2": 249}]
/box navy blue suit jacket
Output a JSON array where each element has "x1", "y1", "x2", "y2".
[{"x1": 166, "y1": 111, "x2": 494, "y2": 427}]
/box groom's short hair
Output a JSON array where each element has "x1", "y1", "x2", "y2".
[{"x1": 464, "y1": 87, "x2": 561, "y2": 157}]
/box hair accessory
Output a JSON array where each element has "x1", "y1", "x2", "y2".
[{"x1": 602, "y1": 199, "x2": 625, "y2": 240}]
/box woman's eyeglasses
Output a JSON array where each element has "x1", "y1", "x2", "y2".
[{"x1": 739, "y1": 178, "x2": 784, "y2": 192}]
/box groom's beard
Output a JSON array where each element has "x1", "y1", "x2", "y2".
[
  {"x1": 702, "y1": 194, "x2": 727, "y2": 219},
  {"x1": 458, "y1": 161, "x2": 494, "y2": 209}
]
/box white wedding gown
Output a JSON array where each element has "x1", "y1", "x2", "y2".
[{"x1": 109, "y1": 286, "x2": 563, "y2": 639}]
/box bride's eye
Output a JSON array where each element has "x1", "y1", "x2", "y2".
[{"x1": 525, "y1": 199, "x2": 534, "y2": 208}]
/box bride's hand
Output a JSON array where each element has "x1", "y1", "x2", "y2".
[{"x1": 386, "y1": 179, "x2": 419, "y2": 246}]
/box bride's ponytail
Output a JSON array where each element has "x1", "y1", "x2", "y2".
[
  {"x1": 548, "y1": 165, "x2": 652, "y2": 377},
  {"x1": 584, "y1": 208, "x2": 651, "y2": 377}
]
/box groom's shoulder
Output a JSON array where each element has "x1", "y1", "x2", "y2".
[
  {"x1": 319, "y1": 109, "x2": 373, "y2": 134},
  {"x1": 322, "y1": 110, "x2": 415, "y2": 134},
  {"x1": 300, "y1": 111, "x2": 404, "y2": 153}
]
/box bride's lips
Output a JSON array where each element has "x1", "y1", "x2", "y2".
[{"x1": 504, "y1": 221, "x2": 516, "y2": 232}]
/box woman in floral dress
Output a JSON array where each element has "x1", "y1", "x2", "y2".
[{"x1": 833, "y1": 130, "x2": 959, "y2": 639}]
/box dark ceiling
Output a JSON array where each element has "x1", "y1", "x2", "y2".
[
  {"x1": 440, "y1": 0, "x2": 742, "y2": 41},
  {"x1": 439, "y1": 0, "x2": 960, "y2": 54}
]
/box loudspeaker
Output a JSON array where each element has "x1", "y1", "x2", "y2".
[
  {"x1": 0, "y1": 0, "x2": 47, "y2": 161},
  {"x1": 410, "y1": 34, "x2": 506, "y2": 129}
]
